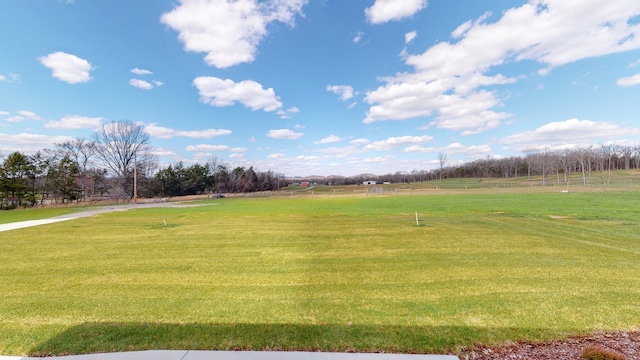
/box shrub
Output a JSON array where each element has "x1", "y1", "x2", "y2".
[{"x1": 582, "y1": 345, "x2": 625, "y2": 360}]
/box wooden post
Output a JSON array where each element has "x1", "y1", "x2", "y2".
[{"x1": 133, "y1": 153, "x2": 137, "y2": 204}]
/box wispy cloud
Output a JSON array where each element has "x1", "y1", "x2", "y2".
[
  {"x1": 267, "y1": 129, "x2": 303, "y2": 140},
  {"x1": 145, "y1": 124, "x2": 232, "y2": 139},
  {"x1": 353, "y1": 31, "x2": 365, "y2": 43},
  {"x1": 327, "y1": 85, "x2": 354, "y2": 101},
  {"x1": 131, "y1": 68, "x2": 153, "y2": 75},
  {"x1": 616, "y1": 73, "x2": 640, "y2": 87},
  {"x1": 405, "y1": 31, "x2": 417, "y2": 44},
  {"x1": 314, "y1": 135, "x2": 342, "y2": 145},
  {"x1": 2, "y1": 110, "x2": 43, "y2": 123},
  {"x1": 45, "y1": 115, "x2": 103, "y2": 129},
  {"x1": 364, "y1": 135, "x2": 433, "y2": 151},
  {"x1": 277, "y1": 107, "x2": 300, "y2": 119},
  {"x1": 0, "y1": 73, "x2": 19, "y2": 83},
  {"x1": 129, "y1": 79, "x2": 153, "y2": 90},
  {"x1": 186, "y1": 144, "x2": 231, "y2": 152}
]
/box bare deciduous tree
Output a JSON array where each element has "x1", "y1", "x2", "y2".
[
  {"x1": 93, "y1": 120, "x2": 154, "y2": 199},
  {"x1": 556, "y1": 149, "x2": 573, "y2": 185},
  {"x1": 573, "y1": 146, "x2": 593, "y2": 186},
  {"x1": 55, "y1": 138, "x2": 95, "y2": 201},
  {"x1": 438, "y1": 152, "x2": 448, "y2": 180},
  {"x1": 619, "y1": 145, "x2": 633, "y2": 171}
]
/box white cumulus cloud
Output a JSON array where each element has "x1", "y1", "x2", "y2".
[
  {"x1": 161, "y1": 0, "x2": 307, "y2": 68},
  {"x1": 501, "y1": 118, "x2": 640, "y2": 151},
  {"x1": 364, "y1": 1, "x2": 640, "y2": 135},
  {"x1": 38, "y1": 51, "x2": 93, "y2": 84},
  {"x1": 365, "y1": 0, "x2": 427, "y2": 24},
  {"x1": 193, "y1": 76, "x2": 283, "y2": 112}
]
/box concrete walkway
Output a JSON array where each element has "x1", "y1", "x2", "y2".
[
  {"x1": 0, "y1": 202, "x2": 213, "y2": 233},
  {"x1": 0, "y1": 204, "x2": 133, "y2": 233},
  {"x1": 0, "y1": 351, "x2": 458, "y2": 360},
  {"x1": 0, "y1": 217, "x2": 79, "y2": 232}
]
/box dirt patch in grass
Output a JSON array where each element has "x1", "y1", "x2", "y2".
[{"x1": 459, "y1": 330, "x2": 640, "y2": 359}]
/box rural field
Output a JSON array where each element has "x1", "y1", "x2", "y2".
[{"x1": 1, "y1": 187, "x2": 639, "y2": 356}]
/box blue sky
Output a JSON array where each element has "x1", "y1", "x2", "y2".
[{"x1": 2, "y1": 0, "x2": 640, "y2": 177}]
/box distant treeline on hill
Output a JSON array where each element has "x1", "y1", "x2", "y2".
[
  {"x1": 2, "y1": 142, "x2": 639, "y2": 209},
  {"x1": 293, "y1": 145, "x2": 640, "y2": 186}
]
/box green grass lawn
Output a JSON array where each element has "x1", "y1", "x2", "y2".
[
  {"x1": 0, "y1": 206, "x2": 85, "y2": 224},
  {"x1": 1, "y1": 192, "x2": 639, "y2": 356}
]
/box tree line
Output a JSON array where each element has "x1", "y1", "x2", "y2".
[
  {"x1": 2, "y1": 120, "x2": 638, "y2": 209},
  {"x1": 294, "y1": 145, "x2": 640, "y2": 186},
  {"x1": 151, "y1": 161, "x2": 284, "y2": 197},
  {"x1": 436, "y1": 145, "x2": 640, "y2": 185},
  {"x1": 0, "y1": 120, "x2": 286, "y2": 209}
]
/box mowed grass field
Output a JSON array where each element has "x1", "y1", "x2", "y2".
[
  {"x1": 1, "y1": 191, "x2": 640, "y2": 356},
  {"x1": 0, "y1": 206, "x2": 85, "y2": 224}
]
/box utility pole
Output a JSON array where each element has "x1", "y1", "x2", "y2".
[{"x1": 133, "y1": 153, "x2": 137, "y2": 204}]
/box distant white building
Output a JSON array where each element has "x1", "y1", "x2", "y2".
[{"x1": 363, "y1": 180, "x2": 376, "y2": 185}]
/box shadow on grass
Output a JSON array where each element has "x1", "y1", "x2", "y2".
[{"x1": 28, "y1": 322, "x2": 572, "y2": 356}]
